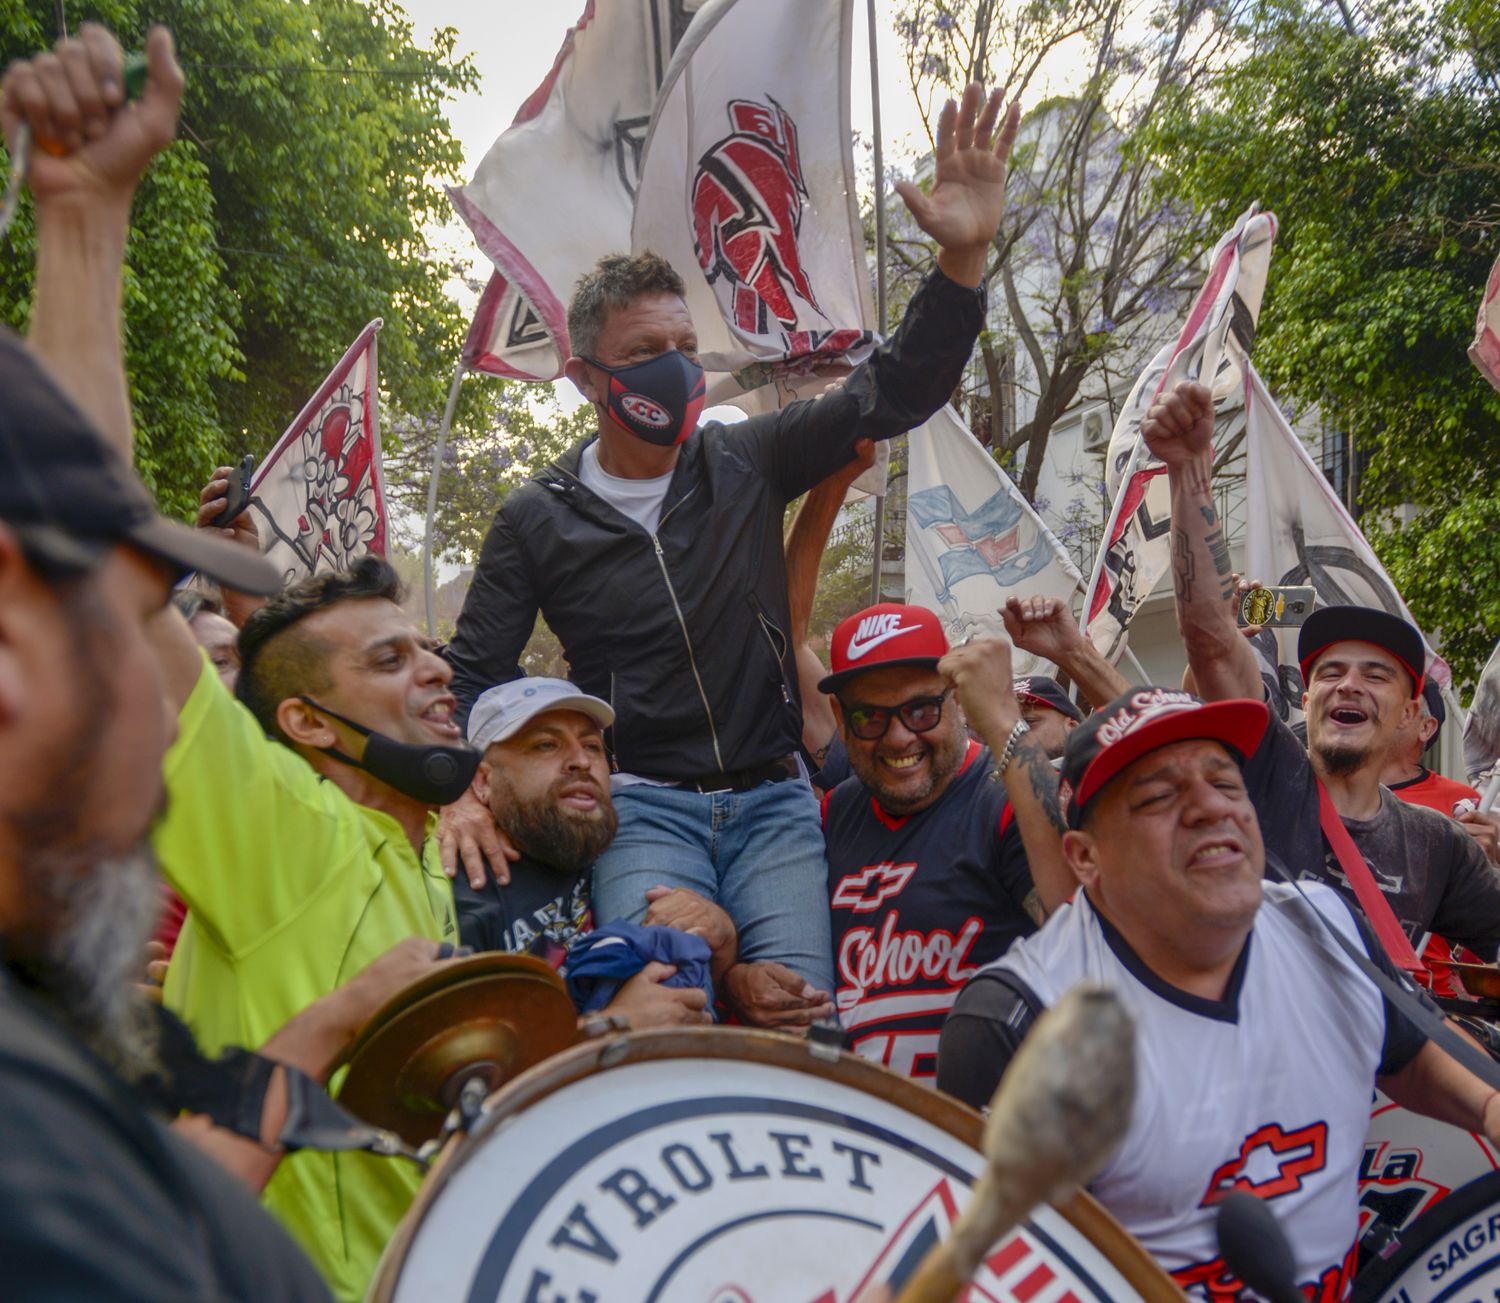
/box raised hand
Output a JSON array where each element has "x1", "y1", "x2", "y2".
[
  {"x1": 1141, "y1": 379, "x2": 1216, "y2": 466},
  {"x1": 1, "y1": 23, "x2": 183, "y2": 211},
  {"x1": 894, "y1": 83, "x2": 1021, "y2": 287},
  {"x1": 1002, "y1": 595, "x2": 1086, "y2": 664},
  {"x1": 938, "y1": 633, "x2": 1021, "y2": 745},
  {"x1": 196, "y1": 467, "x2": 260, "y2": 552}
]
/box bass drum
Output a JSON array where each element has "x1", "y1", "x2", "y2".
[
  {"x1": 1359, "y1": 1095, "x2": 1500, "y2": 1249},
  {"x1": 1353, "y1": 1170, "x2": 1500, "y2": 1302},
  {"x1": 369, "y1": 1027, "x2": 1181, "y2": 1302}
]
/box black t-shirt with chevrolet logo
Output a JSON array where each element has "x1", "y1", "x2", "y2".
[
  {"x1": 822, "y1": 739, "x2": 1037, "y2": 1082},
  {"x1": 1243, "y1": 713, "x2": 1500, "y2": 958}
]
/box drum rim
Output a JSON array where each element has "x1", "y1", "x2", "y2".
[
  {"x1": 1351, "y1": 1166, "x2": 1500, "y2": 1301},
  {"x1": 369, "y1": 1025, "x2": 1181, "y2": 1302}
]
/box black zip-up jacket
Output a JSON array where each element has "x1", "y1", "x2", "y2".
[{"x1": 446, "y1": 268, "x2": 984, "y2": 781}]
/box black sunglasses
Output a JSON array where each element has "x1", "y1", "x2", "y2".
[{"x1": 841, "y1": 688, "x2": 952, "y2": 741}]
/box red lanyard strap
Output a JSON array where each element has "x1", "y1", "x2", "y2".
[{"x1": 1316, "y1": 780, "x2": 1427, "y2": 977}]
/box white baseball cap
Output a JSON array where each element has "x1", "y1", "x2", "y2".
[{"x1": 467, "y1": 677, "x2": 615, "y2": 752}]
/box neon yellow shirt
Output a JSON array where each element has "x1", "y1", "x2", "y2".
[{"x1": 156, "y1": 656, "x2": 456, "y2": 1300}]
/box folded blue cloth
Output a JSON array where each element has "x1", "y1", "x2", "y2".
[{"x1": 565, "y1": 921, "x2": 714, "y2": 1014}]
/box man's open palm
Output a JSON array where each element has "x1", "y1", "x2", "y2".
[{"x1": 895, "y1": 83, "x2": 1020, "y2": 257}]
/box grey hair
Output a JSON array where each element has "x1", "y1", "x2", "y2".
[{"x1": 567, "y1": 251, "x2": 687, "y2": 361}]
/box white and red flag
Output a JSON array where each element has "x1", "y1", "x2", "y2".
[
  {"x1": 451, "y1": 1, "x2": 692, "y2": 380},
  {"x1": 906, "y1": 404, "x2": 1082, "y2": 673},
  {"x1": 1243, "y1": 364, "x2": 1450, "y2": 718},
  {"x1": 1470, "y1": 246, "x2": 1500, "y2": 394},
  {"x1": 246, "y1": 320, "x2": 387, "y2": 586},
  {"x1": 1082, "y1": 206, "x2": 1277, "y2": 663},
  {"x1": 629, "y1": 0, "x2": 875, "y2": 391}
]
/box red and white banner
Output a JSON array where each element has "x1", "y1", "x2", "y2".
[
  {"x1": 1244, "y1": 364, "x2": 1449, "y2": 718},
  {"x1": 630, "y1": 0, "x2": 875, "y2": 388},
  {"x1": 247, "y1": 321, "x2": 386, "y2": 586},
  {"x1": 1083, "y1": 206, "x2": 1277, "y2": 663},
  {"x1": 1470, "y1": 247, "x2": 1500, "y2": 394},
  {"x1": 451, "y1": 1, "x2": 692, "y2": 380}
]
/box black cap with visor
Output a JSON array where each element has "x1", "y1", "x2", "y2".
[{"x1": 0, "y1": 331, "x2": 279, "y2": 595}]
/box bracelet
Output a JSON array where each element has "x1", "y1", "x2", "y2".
[
  {"x1": 577, "y1": 1012, "x2": 631, "y2": 1042},
  {"x1": 993, "y1": 719, "x2": 1031, "y2": 776}
]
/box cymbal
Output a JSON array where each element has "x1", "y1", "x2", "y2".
[{"x1": 335, "y1": 952, "x2": 577, "y2": 1147}]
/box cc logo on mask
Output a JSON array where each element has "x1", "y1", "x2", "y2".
[
  {"x1": 620, "y1": 392, "x2": 671, "y2": 428},
  {"x1": 423, "y1": 752, "x2": 462, "y2": 785}
]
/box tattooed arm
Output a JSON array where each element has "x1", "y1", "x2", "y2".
[
  {"x1": 1140, "y1": 381, "x2": 1261, "y2": 702},
  {"x1": 939, "y1": 635, "x2": 1073, "y2": 917}
]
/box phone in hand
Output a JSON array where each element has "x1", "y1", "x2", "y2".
[
  {"x1": 1238, "y1": 585, "x2": 1316, "y2": 628},
  {"x1": 212, "y1": 455, "x2": 254, "y2": 528}
]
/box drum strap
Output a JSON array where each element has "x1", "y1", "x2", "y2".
[
  {"x1": 1316, "y1": 780, "x2": 1426, "y2": 976},
  {"x1": 144, "y1": 1004, "x2": 427, "y2": 1166},
  {"x1": 1263, "y1": 853, "x2": 1500, "y2": 1092},
  {"x1": 275, "y1": 1065, "x2": 424, "y2": 1165}
]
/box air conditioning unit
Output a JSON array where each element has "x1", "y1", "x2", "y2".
[{"x1": 1082, "y1": 406, "x2": 1110, "y2": 452}]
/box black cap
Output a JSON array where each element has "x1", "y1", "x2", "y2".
[
  {"x1": 1421, "y1": 678, "x2": 1445, "y2": 727},
  {"x1": 1060, "y1": 687, "x2": 1269, "y2": 829},
  {"x1": 0, "y1": 331, "x2": 279, "y2": 595},
  {"x1": 1296, "y1": 605, "x2": 1424, "y2": 698},
  {"x1": 1013, "y1": 674, "x2": 1084, "y2": 723}
]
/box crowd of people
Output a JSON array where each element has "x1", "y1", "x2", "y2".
[{"x1": 4, "y1": 22, "x2": 1500, "y2": 1303}]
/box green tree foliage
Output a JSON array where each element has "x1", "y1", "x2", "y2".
[
  {"x1": 0, "y1": 0, "x2": 477, "y2": 519},
  {"x1": 383, "y1": 379, "x2": 595, "y2": 565},
  {"x1": 1145, "y1": 0, "x2": 1500, "y2": 687},
  {"x1": 894, "y1": 0, "x2": 1236, "y2": 500}
]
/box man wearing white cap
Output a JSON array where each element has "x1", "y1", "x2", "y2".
[{"x1": 458, "y1": 678, "x2": 728, "y2": 1026}]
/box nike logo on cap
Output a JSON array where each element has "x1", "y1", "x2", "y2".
[{"x1": 845, "y1": 616, "x2": 920, "y2": 660}]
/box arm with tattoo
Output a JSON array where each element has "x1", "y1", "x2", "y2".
[
  {"x1": 938, "y1": 636, "x2": 1072, "y2": 918},
  {"x1": 1141, "y1": 382, "x2": 1261, "y2": 701}
]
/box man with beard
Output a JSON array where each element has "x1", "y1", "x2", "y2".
[
  {"x1": 0, "y1": 25, "x2": 347, "y2": 1296},
  {"x1": 6, "y1": 27, "x2": 482, "y2": 1297},
  {"x1": 454, "y1": 677, "x2": 725, "y2": 1023},
  {"x1": 1145, "y1": 379, "x2": 1500, "y2": 960},
  {"x1": 819, "y1": 604, "x2": 1070, "y2": 1080}
]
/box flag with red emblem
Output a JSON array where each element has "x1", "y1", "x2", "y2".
[
  {"x1": 1082, "y1": 206, "x2": 1277, "y2": 663},
  {"x1": 452, "y1": 0, "x2": 697, "y2": 381},
  {"x1": 629, "y1": 0, "x2": 875, "y2": 389},
  {"x1": 246, "y1": 320, "x2": 387, "y2": 587}
]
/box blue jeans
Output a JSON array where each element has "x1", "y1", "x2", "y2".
[{"x1": 591, "y1": 778, "x2": 834, "y2": 993}]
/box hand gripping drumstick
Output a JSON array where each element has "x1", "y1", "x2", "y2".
[{"x1": 895, "y1": 985, "x2": 1137, "y2": 1303}]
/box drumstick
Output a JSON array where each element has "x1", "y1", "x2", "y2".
[{"x1": 895, "y1": 984, "x2": 1136, "y2": 1303}]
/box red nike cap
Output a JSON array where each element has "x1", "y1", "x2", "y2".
[{"x1": 819, "y1": 603, "x2": 949, "y2": 695}]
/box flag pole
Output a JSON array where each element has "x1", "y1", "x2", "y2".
[
  {"x1": 867, "y1": 0, "x2": 889, "y2": 604},
  {"x1": 423, "y1": 361, "x2": 467, "y2": 637}
]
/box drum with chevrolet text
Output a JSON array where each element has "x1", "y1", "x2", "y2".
[{"x1": 368, "y1": 1027, "x2": 1180, "y2": 1302}]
